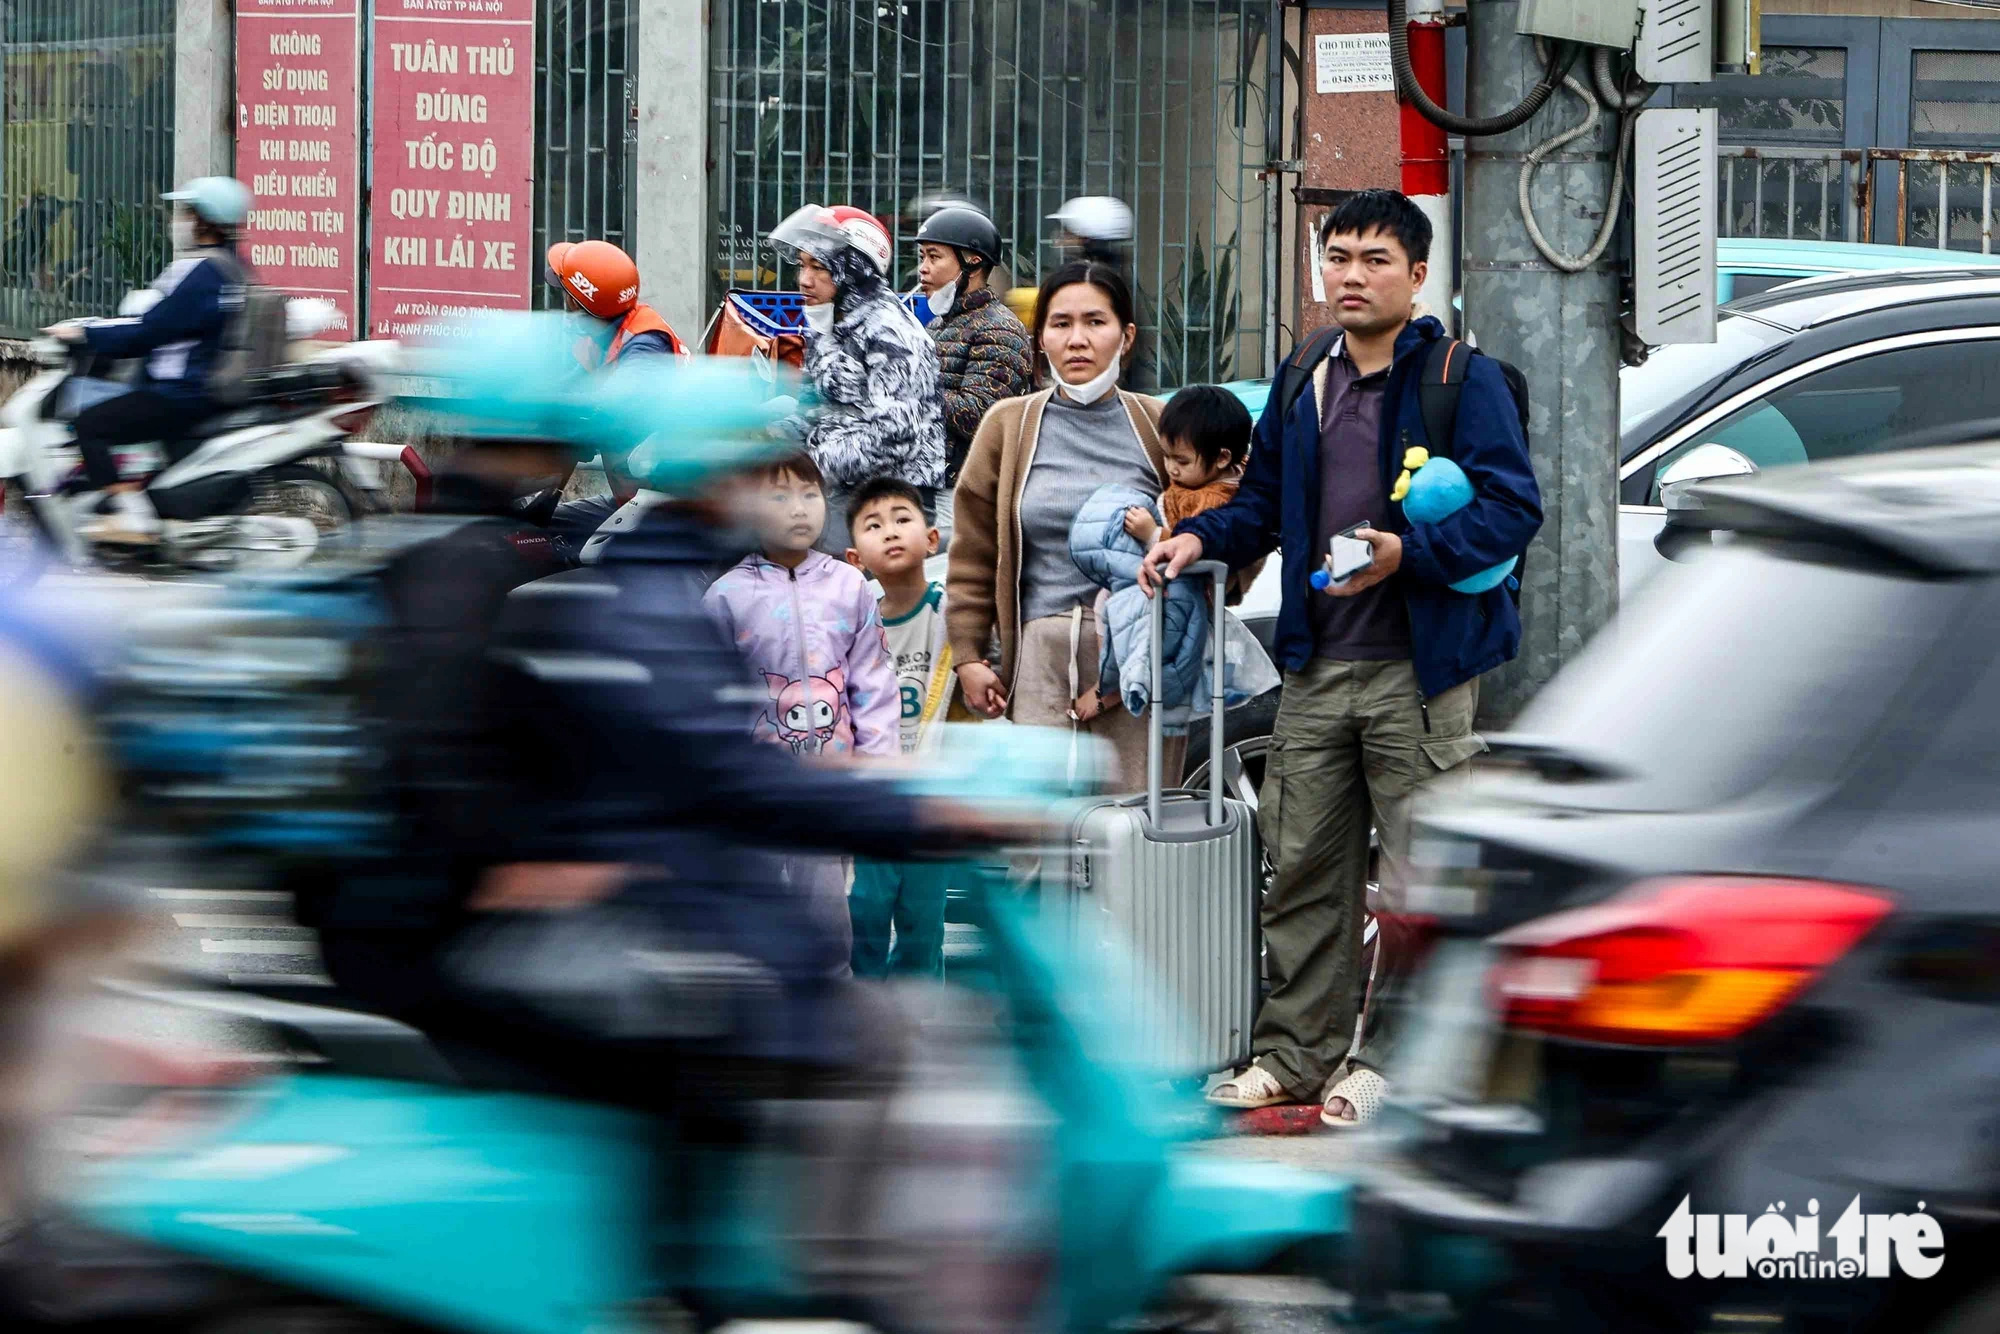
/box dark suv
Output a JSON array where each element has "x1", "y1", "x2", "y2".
[{"x1": 1346, "y1": 444, "x2": 2000, "y2": 1333}]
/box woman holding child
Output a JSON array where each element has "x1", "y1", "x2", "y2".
[{"x1": 945, "y1": 261, "x2": 1176, "y2": 793}]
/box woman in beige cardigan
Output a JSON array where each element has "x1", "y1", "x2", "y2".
[{"x1": 946, "y1": 261, "x2": 1179, "y2": 793}]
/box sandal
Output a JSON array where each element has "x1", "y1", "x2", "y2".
[
  {"x1": 1205, "y1": 1063, "x2": 1296, "y2": 1110},
  {"x1": 1320, "y1": 1063, "x2": 1388, "y2": 1128}
]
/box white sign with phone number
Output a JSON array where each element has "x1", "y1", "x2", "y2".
[{"x1": 1315, "y1": 34, "x2": 1395, "y2": 95}]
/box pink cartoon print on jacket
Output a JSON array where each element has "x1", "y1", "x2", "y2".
[{"x1": 761, "y1": 669, "x2": 855, "y2": 755}]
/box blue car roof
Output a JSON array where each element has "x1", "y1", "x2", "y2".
[{"x1": 1719, "y1": 236, "x2": 2000, "y2": 273}]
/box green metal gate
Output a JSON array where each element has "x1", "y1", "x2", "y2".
[
  {"x1": 0, "y1": 0, "x2": 176, "y2": 338},
  {"x1": 533, "y1": 0, "x2": 639, "y2": 309},
  {"x1": 709, "y1": 0, "x2": 1277, "y2": 385}
]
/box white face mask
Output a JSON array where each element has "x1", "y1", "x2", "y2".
[
  {"x1": 171, "y1": 217, "x2": 198, "y2": 253},
  {"x1": 925, "y1": 277, "x2": 960, "y2": 322},
  {"x1": 803, "y1": 302, "x2": 837, "y2": 335},
  {"x1": 1049, "y1": 352, "x2": 1120, "y2": 406}
]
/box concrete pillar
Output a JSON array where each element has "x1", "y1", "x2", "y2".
[
  {"x1": 1461, "y1": 0, "x2": 1620, "y2": 724},
  {"x1": 175, "y1": 0, "x2": 235, "y2": 186},
  {"x1": 635, "y1": 0, "x2": 710, "y2": 338}
]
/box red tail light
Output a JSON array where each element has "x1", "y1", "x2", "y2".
[{"x1": 1490, "y1": 878, "x2": 1892, "y2": 1045}]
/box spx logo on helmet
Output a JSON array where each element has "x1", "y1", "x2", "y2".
[{"x1": 568, "y1": 271, "x2": 600, "y2": 300}]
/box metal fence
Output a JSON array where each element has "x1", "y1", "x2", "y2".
[
  {"x1": 708, "y1": 0, "x2": 1277, "y2": 386},
  {"x1": 1868, "y1": 149, "x2": 2000, "y2": 255},
  {"x1": 1717, "y1": 145, "x2": 2000, "y2": 255},
  {"x1": 533, "y1": 0, "x2": 638, "y2": 309},
  {"x1": 1717, "y1": 147, "x2": 1866, "y2": 244},
  {"x1": 0, "y1": 0, "x2": 176, "y2": 338}
]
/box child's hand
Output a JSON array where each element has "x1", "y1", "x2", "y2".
[
  {"x1": 1123, "y1": 507, "x2": 1159, "y2": 545},
  {"x1": 1070, "y1": 691, "x2": 1102, "y2": 724}
]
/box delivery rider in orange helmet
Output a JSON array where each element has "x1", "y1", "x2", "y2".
[
  {"x1": 535, "y1": 240, "x2": 690, "y2": 548},
  {"x1": 544, "y1": 239, "x2": 689, "y2": 367}
]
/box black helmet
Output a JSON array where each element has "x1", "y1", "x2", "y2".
[{"x1": 915, "y1": 206, "x2": 1003, "y2": 269}]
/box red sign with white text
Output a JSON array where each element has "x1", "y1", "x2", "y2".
[
  {"x1": 367, "y1": 0, "x2": 537, "y2": 341},
  {"x1": 235, "y1": 0, "x2": 362, "y2": 340}
]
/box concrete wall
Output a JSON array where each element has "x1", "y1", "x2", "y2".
[
  {"x1": 174, "y1": 0, "x2": 234, "y2": 186},
  {"x1": 634, "y1": 0, "x2": 709, "y2": 337}
]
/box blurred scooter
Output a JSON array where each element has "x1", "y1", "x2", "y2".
[
  {"x1": 0, "y1": 297, "x2": 398, "y2": 584},
  {"x1": 46, "y1": 735, "x2": 1348, "y2": 1334}
]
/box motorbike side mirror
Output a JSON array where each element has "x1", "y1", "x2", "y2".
[{"x1": 1658, "y1": 443, "x2": 1757, "y2": 515}]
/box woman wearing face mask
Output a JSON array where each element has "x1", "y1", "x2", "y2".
[
  {"x1": 912, "y1": 206, "x2": 1034, "y2": 550},
  {"x1": 945, "y1": 261, "x2": 1174, "y2": 792},
  {"x1": 768, "y1": 205, "x2": 946, "y2": 556}
]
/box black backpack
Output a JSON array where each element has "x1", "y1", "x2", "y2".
[{"x1": 1272, "y1": 328, "x2": 1532, "y2": 601}]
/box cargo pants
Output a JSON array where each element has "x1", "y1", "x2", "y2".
[{"x1": 1251, "y1": 658, "x2": 1484, "y2": 1101}]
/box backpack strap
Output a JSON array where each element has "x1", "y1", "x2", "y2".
[
  {"x1": 1272, "y1": 325, "x2": 1343, "y2": 427},
  {"x1": 1418, "y1": 337, "x2": 1471, "y2": 459}
]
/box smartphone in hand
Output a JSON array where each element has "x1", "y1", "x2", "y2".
[{"x1": 1325, "y1": 520, "x2": 1374, "y2": 586}]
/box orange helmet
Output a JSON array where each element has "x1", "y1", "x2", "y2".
[{"x1": 545, "y1": 240, "x2": 641, "y2": 320}]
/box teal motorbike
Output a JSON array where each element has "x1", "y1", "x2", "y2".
[
  {"x1": 50, "y1": 329, "x2": 1351, "y2": 1332},
  {"x1": 63, "y1": 733, "x2": 1351, "y2": 1334}
]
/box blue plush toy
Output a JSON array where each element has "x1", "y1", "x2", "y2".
[{"x1": 1391, "y1": 446, "x2": 1517, "y2": 595}]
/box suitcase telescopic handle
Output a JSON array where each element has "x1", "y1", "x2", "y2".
[{"x1": 1148, "y1": 559, "x2": 1231, "y2": 830}]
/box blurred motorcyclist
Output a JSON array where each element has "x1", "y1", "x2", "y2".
[
  {"x1": 45, "y1": 177, "x2": 256, "y2": 543},
  {"x1": 302, "y1": 388, "x2": 1006, "y2": 1318},
  {"x1": 309, "y1": 422, "x2": 992, "y2": 1088},
  {"x1": 1003, "y1": 195, "x2": 1136, "y2": 330},
  {"x1": 537, "y1": 240, "x2": 690, "y2": 546}
]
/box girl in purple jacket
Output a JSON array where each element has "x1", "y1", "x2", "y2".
[{"x1": 703, "y1": 452, "x2": 901, "y2": 760}]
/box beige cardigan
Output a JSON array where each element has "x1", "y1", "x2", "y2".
[{"x1": 945, "y1": 387, "x2": 1168, "y2": 694}]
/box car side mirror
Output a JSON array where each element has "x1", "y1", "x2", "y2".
[{"x1": 1658, "y1": 443, "x2": 1758, "y2": 515}]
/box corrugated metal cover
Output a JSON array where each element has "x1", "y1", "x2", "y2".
[{"x1": 1635, "y1": 108, "x2": 1719, "y2": 346}]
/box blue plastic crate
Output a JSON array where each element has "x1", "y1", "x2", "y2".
[{"x1": 724, "y1": 288, "x2": 928, "y2": 333}]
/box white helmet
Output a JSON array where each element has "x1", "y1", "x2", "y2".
[
  {"x1": 1049, "y1": 196, "x2": 1134, "y2": 245},
  {"x1": 163, "y1": 176, "x2": 254, "y2": 229},
  {"x1": 768, "y1": 205, "x2": 894, "y2": 276}
]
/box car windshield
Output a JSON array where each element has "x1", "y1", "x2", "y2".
[
  {"x1": 1619, "y1": 315, "x2": 1790, "y2": 439},
  {"x1": 1510, "y1": 545, "x2": 1962, "y2": 813}
]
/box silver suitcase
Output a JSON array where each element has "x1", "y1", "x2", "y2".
[{"x1": 1051, "y1": 561, "x2": 1260, "y2": 1077}]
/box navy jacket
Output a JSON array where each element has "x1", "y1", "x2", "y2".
[
  {"x1": 83, "y1": 250, "x2": 241, "y2": 407},
  {"x1": 1176, "y1": 316, "x2": 1542, "y2": 699}
]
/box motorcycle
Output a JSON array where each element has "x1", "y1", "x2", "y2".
[
  {"x1": 40, "y1": 737, "x2": 1349, "y2": 1334},
  {"x1": 0, "y1": 311, "x2": 399, "y2": 584}
]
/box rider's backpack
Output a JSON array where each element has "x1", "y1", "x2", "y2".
[{"x1": 198, "y1": 247, "x2": 291, "y2": 407}]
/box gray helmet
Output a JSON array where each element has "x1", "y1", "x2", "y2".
[{"x1": 915, "y1": 206, "x2": 1003, "y2": 269}]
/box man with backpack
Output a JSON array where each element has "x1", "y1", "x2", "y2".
[
  {"x1": 46, "y1": 175, "x2": 276, "y2": 543},
  {"x1": 1139, "y1": 189, "x2": 1540, "y2": 1126}
]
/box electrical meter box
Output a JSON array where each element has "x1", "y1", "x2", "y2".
[
  {"x1": 1517, "y1": 0, "x2": 1641, "y2": 50},
  {"x1": 1636, "y1": 0, "x2": 1712, "y2": 85}
]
